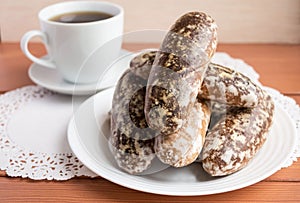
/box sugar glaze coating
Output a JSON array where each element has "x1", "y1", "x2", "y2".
[
  {"x1": 200, "y1": 63, "x2": 262, "y2": 108},
  {"x1": 202, "y1": 90, "x2": 274, "y2": 176},
  {"x1": 155, "y1": 100, "x2": 211, "y2": 167},
  {"x1": 132, "y1": 51, "x2": 261, "y2": 109},
  {"x1": 110, "y1": 57, "x2": 157, "y2": 174},
  {"x1": 145, "y1": 12, "x2": 218, "y2": 135},
  {"x1": 129, "y1": 51, "x2": 211, "y2": 168}
]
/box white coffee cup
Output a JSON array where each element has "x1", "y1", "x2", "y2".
[{"x1": 21, "y1": 1, "x2": 124, "y2": 84}]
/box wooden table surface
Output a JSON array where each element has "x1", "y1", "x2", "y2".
[{"x1": 0, "y1": 43, "x2": 299, "y2": 202}]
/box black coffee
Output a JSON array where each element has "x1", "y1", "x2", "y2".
[{"x1": 49, "y1": 11, "x2": 113, "y2": 23}]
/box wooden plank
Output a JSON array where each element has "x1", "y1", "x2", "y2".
[
  {"x1": 0, "y1": 43, "x2": 44, "y2": 93},
  {"x1": 0, "y1": 177, "x2": 299, "y2": 202},
  {"x1": 0, "y1": 170, "x2": 6, "y2": 177},
  {"x1": 266, "y1": 161, "x2": 300, "y2": 182},
  {"x1": 215, "y1": 44, "x2": 300, "y2": 94},
  {"x1": 1, "y1": 43, "x2": 300, "y2": 94},
  {"x1": 288, "y1": 95, "x2": 300, "y2": 105}
]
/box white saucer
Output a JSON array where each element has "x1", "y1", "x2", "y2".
[{"x1": 28, "y1": 49, "x2": 133, "y2": 95}]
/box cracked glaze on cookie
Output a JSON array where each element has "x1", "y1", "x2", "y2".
[
  {"x1": 202, "y1": 90, "x2": 274, "y2": 176},
  {"x1": 110, "y1": 67, "x2": 157, "y2": 174},
  {"x1": 155, "y1": 99, "x2": 211, "y2": 167},
  {"x1": 200, "y1": 63, "x2": 262, "y2": 108},
  {"x1": 145, "y1": 12, "x2": 218, "y2": 135}
]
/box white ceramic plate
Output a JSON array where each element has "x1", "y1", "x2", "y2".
[
  {"x1": 67, "y1": 87, "x2": 297, "y2": 196},
  {"x1": 28, "y1": 49, "x2": 131, "y2": 95}
]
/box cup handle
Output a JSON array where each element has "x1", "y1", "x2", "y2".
[{"x1": 20, "y1": 30, "x2": 56, "y2": 69}]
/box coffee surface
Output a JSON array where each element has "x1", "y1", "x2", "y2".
[{"x1": 49, "y1": 11, "x2": 113, "y2": 23}]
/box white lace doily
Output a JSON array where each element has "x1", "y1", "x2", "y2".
[
  {"x1": 264, "y1": 87, "x2": 300, "y2": 167},
  {"x1": 0, "y1": 86, "x2": 97, "y2": 180},
  {"x1": 0, "y1": 52, "x2": 299, "y2": 180}
]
